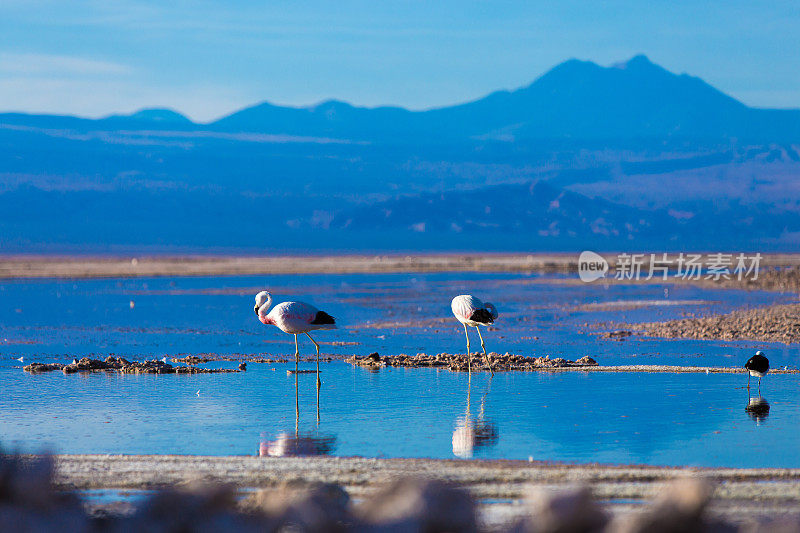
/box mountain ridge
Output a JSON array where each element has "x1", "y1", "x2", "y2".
[{"x1": 2, "y1": 56, "x2": 798, "y2": 143}]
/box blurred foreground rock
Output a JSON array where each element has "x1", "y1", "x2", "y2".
[
  {"x1": 515, "y1": 485, "x2": 608, "y2": 533},
  {"x1": 608, "y1": 478, "x2": 727, "y2": 533},
  {"x1": 357, "y1": 477, "x2": 478, "y2": 532},
  {"x1": 0, "y1": 454, "x2": 90, "y2": 532}
]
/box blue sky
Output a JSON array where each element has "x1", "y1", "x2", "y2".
[{"x1": 2, "y1": 0, "x2": 799, "y2": 121}]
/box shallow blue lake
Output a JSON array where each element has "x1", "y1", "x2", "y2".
[{"x1": 0, "y1": 272, "x2": 798, "y2": 466}]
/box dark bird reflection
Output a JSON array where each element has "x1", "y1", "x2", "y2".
[
  {"x1": 452, "y1": 375, "x2": 499, "y2": 458},
  {"x1": 259, "y1": 373, "x2": 336, "y2": 457},
  {"x1": 745, "y1": 395, "x2": 770, "y2": 424}
]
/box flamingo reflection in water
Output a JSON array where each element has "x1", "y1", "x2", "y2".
[
  {"x1": 452, "y1": 375, "x2": 499, "y2": 458},
  {"x1": 259, "y1": 373, "x2": 336, "y2": 457}
]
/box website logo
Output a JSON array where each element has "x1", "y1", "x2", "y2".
[{"x1": 578, "y1": 251, "x2": 609, "y2": 282}]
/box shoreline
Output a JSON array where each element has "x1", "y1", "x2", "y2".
[
  {"x1": 0, "y1": 253, "x2": 579, "y2": 279},
  {"x1": 52, "y1": 454, "x2": 800, "y2": 492},
  {"x1": 2, "y1": 253, "x2": 800, "y2": 280},
  {"x1": 51, "y1": 455, "x2": 800, "y2": 524}
]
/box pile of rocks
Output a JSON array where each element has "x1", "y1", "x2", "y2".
[
  {"x1": 24, "y1": 356, "x2": 239, "y2": 375},
  {"x1": 168, "y1": 354, "x2": 335, "y2": 364},
  {"x1": 0, "y1": 451, "x2": 787, "y2": 532},
  {"x1": 347, "y1": 352, "x2": 598, "y2": 372},
  {"x1": 602, "y1": 330, "x2": 634, "y2": 341},
  {"x1": 170, "y1": 355, "x2": 213, "y2": 364},
  {"x1": 22, "y1": 362, "x2": 65, "y2": 373}
]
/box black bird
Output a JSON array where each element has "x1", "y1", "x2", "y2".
[{"x1": 745, "y1": 351, "x2": 769, "y2": 392}]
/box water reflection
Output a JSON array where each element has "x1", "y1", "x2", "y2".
[
  {"x1": 259, "y1": 373, "x2": 336, "y2": 457},
  {"x1": 745, "y1": 395, "x2": 770, "y2": 424},
  {"x1": 452, "y1": 375, "x2": 499, "y2": 458},
  {"x1": 259, "y1": 431, "x2": 336, "y2": 457}
]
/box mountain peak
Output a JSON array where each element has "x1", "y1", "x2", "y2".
[
  {"x1": 103, "y1": 108, "x2": 192, "y2": 124},
  {"x1": 613, "y1": 54, "x2": 655, "y2": 69},
  {"x1": 127, "y1": 108, "x2": 192, "y2": 123},
  {"x1": 311, "y1": 99, "x2": 354, "y2": 112}
]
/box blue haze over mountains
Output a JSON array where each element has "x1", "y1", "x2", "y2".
[{"x1": 1, "y1": 55, "x2": 799, "y2": 252}]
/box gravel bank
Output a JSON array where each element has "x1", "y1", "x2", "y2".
[
  {"x1": 346, "y1": 352, "x2": 598, "y2": 372},
  {"x1": 626, "y1": 303, "x2": 800, "y2": 345},
  {"x1": 51, "y1": 455, "x2": 800, "y2": 526},
  {"x1": 52, "y1": 455, "x2": 800, "y2": 495}
]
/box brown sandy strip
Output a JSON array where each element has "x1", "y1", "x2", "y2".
[
  {"x1": 2, "y1": 253, "x2": 800, "y2": 280},
  {"x1": 0, "y1": 254, "x2": 577, "y2": 279}
]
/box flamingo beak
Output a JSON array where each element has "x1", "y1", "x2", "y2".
[{"x1": 254, "y1": 305, "x2": 260, "y2": 315}]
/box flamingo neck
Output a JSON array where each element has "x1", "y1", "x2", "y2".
[{"x1": 258, "y1": 305, "x2": 273, "y2": 325}]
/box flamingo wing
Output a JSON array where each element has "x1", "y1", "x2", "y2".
[
  {"x1": 468, "y1": 308, "x2": 495, "y2": 324},
  {"x1": 451, "y1": 295, "x2": 482, "y2": 321},
  {"x1": 269, "y1": 301, "x2": 336, "y2": 333},
  {"x1": 452, "y1": 294, "x2": 495, "y2": 324}
]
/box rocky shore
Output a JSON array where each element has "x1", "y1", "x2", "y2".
[
  {"x1": 346, "y1": 352, "x2": 598, "y2": 372},
  {"x1": 23, "y1": 357, "x2": 239, "y2": 374},
  {"x1": 625, "y1": 303, "x2": 800, "y2": 345}
]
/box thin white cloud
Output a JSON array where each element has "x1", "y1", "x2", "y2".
[
  {"x1": 0, "y1": 77, "x2": 253, "y2": 122},
  {"x1": 0, "y1": 52, "x2": 133, "y2": 76}
]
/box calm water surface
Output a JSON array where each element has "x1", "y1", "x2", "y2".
[{"x1": 1, "y1": 273, "x2": 798, "y2": 467}]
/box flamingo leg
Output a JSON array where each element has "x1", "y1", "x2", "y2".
[
  {"x1": 466, "y1": 372, "x2": 471, "y2": 416},
  {"x1": 475, "y1": 326, "x2": 493, "y2": 375},
  {"x1": 463, "y1": 323, "x2": 471, "y2": 373},
  {"x1": 294, "y1": 372, "x2": 300, "y2": 435},
  {"x1": 294, "y1": 334, "x2": 299, "y2": 373},
  {"x1": 747, "y1": 373, "x2": 750, "y2": 389},
  {"x1": 306, "y1": 332, "x2": 321, "y2": 389}
]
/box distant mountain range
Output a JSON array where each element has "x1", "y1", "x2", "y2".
[
  {"x1": 211, "y1": 55, "x2": 800, "y2": 143},
  {"x1": 3, "y1": 55, "x2": 799, "y2": 143},
  {"x1": 0, "y1": 56, "x2": 798, "y2": 252}
]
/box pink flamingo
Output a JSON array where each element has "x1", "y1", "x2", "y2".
[
  {"x1": 254, "y1": 291, "x2": 337, "y2": 385},
  {"x1": 451, "y1": 294, "x2": 498, "y2": 373}
]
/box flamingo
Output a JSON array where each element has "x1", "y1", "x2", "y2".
[
  {"x1": 451, "y1": 294, "x2": 498, "y2": 373},
  {"x1": 254, "y1": 291, "x2": 337, "y2": 386},
  {"x1": 745, "y1": 350, "x2": 769, "y2": 393}
]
